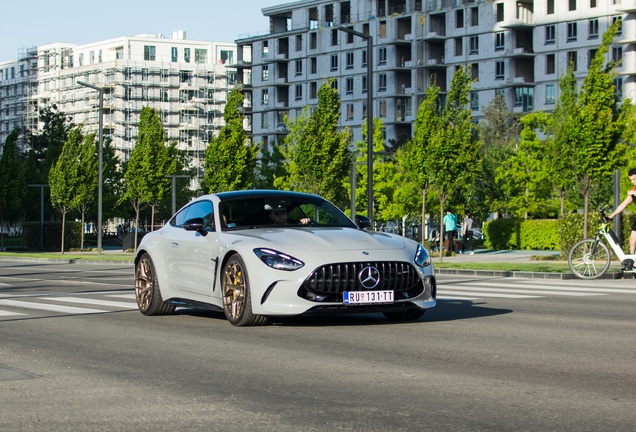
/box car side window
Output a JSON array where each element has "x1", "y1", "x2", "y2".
[
  {"x1": 170, "y1": 206, "x2": 190, "y2": 228},
  {"x1": 184, "y1": 200, "x2": 215, "y2": 232}
]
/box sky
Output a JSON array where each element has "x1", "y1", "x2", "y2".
[{"x1": 0, "y1": 0, "x2": 286, "y2": 60}]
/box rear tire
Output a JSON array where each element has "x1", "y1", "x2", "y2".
[
  {"x1": 568, "y1": 239, "x2": 611, "y2": 279},
  {"x1": 221, "y1": 254, "x2": 270, "y2": 327},
  {"x1": 135, "y1": 253, "x2": 175, "y2": 316},
  {"x1": 383, "y1": 309, "x2": 426, "y2": 321}
]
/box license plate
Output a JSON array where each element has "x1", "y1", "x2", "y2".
[{"x1": 343, "y1": 291, "x2": 394, "y2": 304}]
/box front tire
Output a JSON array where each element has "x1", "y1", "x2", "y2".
[
  {"x1": 135, "y1": 253, "x2": 175, "y2": 316},
  {"x1": 568, "y1": 239, "x2": 611, "y2": 279},
  {"x1": 221, "y1": 254, "x2": 269, "y2": 327},
  {"x1": 383, "y1": 309, "x2": 426, "y2": 321}
]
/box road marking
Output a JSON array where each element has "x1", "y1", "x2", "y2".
[
  {"x1": 0, "y1": 290, "x2": 133, "y2": 299},
  {"x1": 0, "y1": 309, "x2": 25, "y2": 316},
  {"x1": 40, "y1": 297, "x2": 138, "y2": 309},
  {"x1": 440, "y1": 285, "x2": 604, "y2": 297},
  {"x1": 0, "y1": 299, "x2": 105, "y2": 314},
  {"x1": 464, "y1": 281, "x2": 623, "y2": 294},
  {"x1": 437, "y1": 290, "x2": 542, "y2": 299},
  {"x1": 0, "y1": 283, "x2": 11, "y2": 286},
  {"x1": 521, "y1": 281, "x2": 636, "y2": 292},
  {"x1": 106, "y1": 294, "x2": 136, "y2": 300}
]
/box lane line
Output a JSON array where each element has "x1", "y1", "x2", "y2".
[
  {"x1": 0, "y1": 299, "x2": 105, "y2": 314},
  {"x1": 437, "y1": 290, "x2": 542, "y2": 299},
  {"x1": 463, "y1": 281, "x2": 628, "y2": 294},
  {"x1": 106, "y1": 294, "x2": 136, "y2": 299},
  {"x1": 41, "y1": 297, "x2": 138, "y2": 309},
  {"x1": 441, "y1": 285, "x2": 603, "y2": 296},
  {"x1": 0, "y1": 309, "x2": 25, "y2": 316},
  {"x1": 0, "y1": 290, "x2": 133, "y2": 299}
]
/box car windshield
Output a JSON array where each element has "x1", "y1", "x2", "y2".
[{"x1": 219, "y1": 194, "x2": 356, "y2": 231}]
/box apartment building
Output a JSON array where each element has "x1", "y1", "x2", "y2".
[
  {"x1": 234, "y1": 0, "x2": 633, "y2": 148},
  {"x1": 0, "y1": 33, "x2": 237, "y2": 186}
]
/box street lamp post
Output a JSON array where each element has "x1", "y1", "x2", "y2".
[
  {"x1": 27, "y1": 184, "x2": 49, "y2": 248},
  {"x1": 77, "y1": 81, "x2": 104, "y2": 254},
  {"x1": 338, "y1": 26, "x2": 374, "y2": 223},
  {"x1": 164, "y1": 175, "x2": 191, "y2": 216}
]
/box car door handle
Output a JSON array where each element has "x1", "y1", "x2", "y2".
[{"x1": 171, "y1": 242, "x2": 179, "y2": 248}]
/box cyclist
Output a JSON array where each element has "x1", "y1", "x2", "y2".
[{"x1": 607, "y1": 168, "x2": 636, "y2": 254}]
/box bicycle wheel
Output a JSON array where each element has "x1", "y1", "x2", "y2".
[{"x1": 568, "y1": 239, "x2": 611, "y2": 279}]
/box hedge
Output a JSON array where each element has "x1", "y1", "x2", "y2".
[
  {"x1": 557, "y1": 212, "x2": 603, "y2": 255},
  {"x1": 484, "y1": 218, "x2": 560, "y2": 251},
  {"x1": 23, "y1": 221, "x2": 82, "y2": 250}
]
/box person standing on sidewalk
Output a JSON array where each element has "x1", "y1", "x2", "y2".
[
  {"x1": 443, "y1": 209, "x2": 458, "y2": 254},
  {"x1": 461, "y1": 211, "x2": 475, "y2": 255}
]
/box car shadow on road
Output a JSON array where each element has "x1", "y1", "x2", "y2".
[{"x1": 423, "y1": 299, "x2": 512, "y2": 322}]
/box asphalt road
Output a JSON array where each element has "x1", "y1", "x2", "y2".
[{"x1": 1, "y1": 261, "x2": 635, "y2": 431}]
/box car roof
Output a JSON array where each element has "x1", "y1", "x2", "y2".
[{"x1": 213, "y1": 190, "x2": 320, "y2": 201}]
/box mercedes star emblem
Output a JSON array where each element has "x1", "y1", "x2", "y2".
[{"x1": 359, "y1": 266, "x2": 381, "y2": 289}]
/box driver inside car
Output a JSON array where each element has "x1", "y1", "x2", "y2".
[{"x1": 265, "y1": 204, "x2": 310, "y2": 225}]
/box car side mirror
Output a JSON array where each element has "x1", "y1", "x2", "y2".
[
  {"x1": 354, "y1": 215, "x2": 372, "y2": 230},
  {"x1": 183, "y1": 217, "x2": 208, "y2": 236}
]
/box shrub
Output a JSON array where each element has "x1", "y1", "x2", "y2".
[
  {"x1": 484, "y1": 218, "x2": 559, "y2": 251},
  {"x1": 558, "y1": 212, "x2": 602, "y2": 255},
  {"x1": 23, "y1": 221, "x2": 82, "y2": 250}
]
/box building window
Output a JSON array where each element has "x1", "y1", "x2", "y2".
[
  {"x1": 591, "y1": 0, "x2": 596, "y2": 7},
  {"x1": 614, "y1": 77, "x2": 623, "y2": 98},
  {"x1": 310, "y1": 33, "x2": 317, "y2": 50},
  {"x1": 362, "y1": 50, "x2": 368, "y2": 66},
  {"x1": 79, "y1": 53, "x2": 84, "y2": 66},
  {"x1": 470, "y1": 92, "x2": 479, "y2": 111},
  {"x1": 331, "y1": 29, "x2": 338, "y2": 46},
  {"x1": 568, "y1": 51, "x2": 578, "y2": 71},
  {"x1": 588, "y1": 49, "x2": 597, "y2": 68},
  {"x1": 547, "y1": 0, "x2": 554, "y2": 14},
  {"x1": 471, "y1": 63, "x2": 479, "y2": 81},
  {"x1": 262, "y1": 41, "x2": 269, "y2": 57},
  {"x1": 331, "y1": 54, "x2": 338, "y2": 71},
  {"x1": 378, "y1": 47, "x2": 387, "y2": 65},
  {"x1": 347, "y1": 27, "x2": 354, "y2": 44},
  {"x1": 262, "y1": 89, "x2": 269, "y2": 104},
  {"x1": 546, "y1": 25, "x2": 556, "y2": 45},
  {"x1": 379, "y1": 100, "x2": 387, "y2": 117},
  {"x1": 331, "y1": 79, "x2": 338, "y2": 90},
  {"x1": 455, "y1": 38, "x2": 463, "y2": 56},
  {"x1": 144, "y1": 46, "x2": 156, "y2": 61},
  {"x1": 346, "y1": 52, "x2": 354, "y2": 69},
  {"x1": 495, "y1": 32, "x2": 505, "y2": 51},
  {"x1": 470, "y1": 36, "x2": 479, "y2": 54},
  {"x1": 495, "y1": 61, "x2": 505, "y2": 80},
  {"x1": 515, "y1": 87, "x2": 534, "y2": 112},
  {"x1": 456, "y1": 9, "x2": 464, "y2": 29},
  {"x1": 569, "y1": 0, "x2": 576, "y2": 11},
  {"x1": 613, "y1": 17, "x2": 622, "y2": 35},
  {"x1": 311, "y1": 82, "x2": 317, "y2": 99},
  {"x1": 363, "y1": 102, "x2": 367, "y2": 118},
  {"x1": 195, "y1": 49, "x2": 207, "y2": 64},
  {"x1": 171, "y1": 47, "x2": 178, "y2": 62},
  {"x1": 471, "y1": 8, "x2": 478, "y2": 26},
  {"x1": 262, "y1": 112, "x2": 269, "y2": 128},
  {"x1": 346, "y1": 104, "x2": 354, "y2": 121},
  {"x1": 396, "y1": 98, "x2": 412, "y2": 119},
  {"x1": 262, "y1": 65, "x2": 269, "y2": 81},
  {"x1": 380, "y1": 21, "x2": 387, "y2": 38},
  {"x1": 379, "y1": 73, "x2": 387, "y2": 91},
  {"x1": 496, "y1": 88, "x2": 506, "y2": 100},
  {"x1": 295, "y1": 84, "x2": 302, "y2": 100},
  {"x1": 160, "y1": 89, "x2": 169, "y2": 102},
  {"x1": 362, "y1": 76, "x2": 368, "y2": 93},
  {"x1": 496, "y1": 3, "x2": 504, "y2": 22},
  {"x1": 142, "y1": 68, "x2": 149, "y2": 81},
  {"x1": 184, "y1": 48, "x2": 191, "y2": 63},
  {"x1": 295, "y1": 59, "x2": 302, "y2": 76},
  {"x1": 546, "y1": 84, "x2": 556, "y2": 104},
  {"x1": 546, "y1": 54, "x2": 555, "y2": 74},
  {"x1": 346, "y1": 77, "x2": 354, "y2": 94},
  {"x1": 296, "y1": 34, "x2": 302, "y2": 51},
  {"x1": 311, "y1": 57, "x2": 317, "y2": 74},
  {"x1": 567, "y1": 23, "x2": 577, "y2": 42},
  {"x1": 613, "y1": 46, "x2": 623, "y2": 65},
  {"x1": 589, "y1": 19, "x2": 599, "y2": 39}
]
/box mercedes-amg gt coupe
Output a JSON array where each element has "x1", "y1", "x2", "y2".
[{"x1": 134, "y1": 190, "x2": 436, "y2": 326}]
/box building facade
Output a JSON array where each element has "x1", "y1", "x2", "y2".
[
  {"x1": 0, "y1": 33, "x2": 237, "y2": 187},
  {"x1": 235, "y1": 0, "x2": 633, "y2": 148}
]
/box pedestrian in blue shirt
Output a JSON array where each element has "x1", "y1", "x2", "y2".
[{"x1": 443, "y1": 209, "x2": 457, "y2": 254}]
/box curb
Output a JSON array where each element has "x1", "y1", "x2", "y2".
[
  {"x1": 434, "y1": 268, "x2": 627, "y2": 280},
  {"x1": 0, "y1": 256, "x2": 134, "y2": 266}
]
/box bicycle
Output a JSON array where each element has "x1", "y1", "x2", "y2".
[{"x1": 568, "y1": 211, "x2": 636, "y2": 279}]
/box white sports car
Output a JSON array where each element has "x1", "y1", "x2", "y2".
[{"x1": 134, "y1": 190, "x2": 436, "y2": 326}]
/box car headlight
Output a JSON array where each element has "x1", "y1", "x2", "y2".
[
  {"x1": 414, "y1": 244, "x2": 432, "y2": 267},
  {"x1": 253, "y1": 248, "x2": 305, "y2": 271}
]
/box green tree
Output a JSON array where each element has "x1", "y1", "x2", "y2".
[
  {"x1": 255, "y1": 141, "x2": 287, "y2": 190},
  {"x1": 49, "y1": 127, "x2": 83, "y2": 254},
  {"x1": 567, "y1": 20, "x2": 633, "y2": 237},
  {"x1": 74, "y1": 128, "x2": 98, "y2": 249},
  {"x1": 479, "y1": 94, "x2": 523, "y2": 150},
  {"x1": 26, "y1": 105, "x2": 73, "y2": 177},
  {"x1": 278, "y1": 80, "x2": 352, "y2": 205},
  {"x1": 0, "y1": 129, "x2": 26, "y2": 250},
  {"x1": 205, "y1": 86, "x2": 257, "y2": 193},
  {"x1": 495, "y1": 113, "x2": 552, "y2": 219},
  {"x1": 425, "y1": 67, "x2": 482, "y2": 262},
  {"x1": 403, "y1": 81, "x2": 441, "y2": 243},
  {"x1": 122, "y1": 106, "x2": 176, "y2": 249}
]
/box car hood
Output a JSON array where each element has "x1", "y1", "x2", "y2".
[{"x1": 227, "y1": 227, "x2": 406, "y2": 252}]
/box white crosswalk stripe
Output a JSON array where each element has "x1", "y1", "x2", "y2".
[
  {"x1": 0, "y1": 309, "x2": 25, "y2": 316},
  {"x1": 41, "y1": 297, "x2": 138, "y2": 309},
  {"x1": 0, "y1": 299, "x2": 105, "y2": 314},
  {"x1": 106, "y1": 294, "x2": 136, "y2": 300},
  {"x1": 438, "y1": 290, "x2": 542, "y2": 299}
]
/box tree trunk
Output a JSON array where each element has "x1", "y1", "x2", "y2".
[
  {"x1": 134, "y1": 205, "x2": 140, "y2": 254},
  {"x1": 525, "y1": 186, "x2": 529, "y2": 220},
  {"x1": 560, "y1": 190, "x2": 565, "y2": 215},
  {"x1": 421, "y1": 189, "x2": 426, "y2": 244},
  {"x1": 61, "y1": 211, "x2": 66, "y2": 255},
  {"x1": 584, "y1": 182, "x2": 590, "y2": 240},
  {"x1": 80, "y1": 211, "x2": 85, "y2": 250},
  {"x1": 439, "y1": 200, "x2": 445, "y2": 264}
]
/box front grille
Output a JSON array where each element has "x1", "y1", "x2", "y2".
[{"x1": 299, "y1": 261, "x2": 424, "y2": 302}]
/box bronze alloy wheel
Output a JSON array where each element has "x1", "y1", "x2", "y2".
[
  {"x1": 134, "y1": 253, "x2": 175, "y2": 316},
  {"x1": 221, "y1": 255, "x2": 269, "y2": 326}
]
